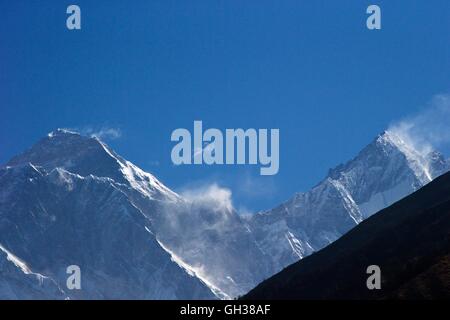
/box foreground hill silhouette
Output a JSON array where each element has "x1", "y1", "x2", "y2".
[{"x1": 243, "y1": 171, "x2": 450, "y2": 300}]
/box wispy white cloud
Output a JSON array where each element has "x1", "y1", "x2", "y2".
[
  {"x1": 74, "y1": 126, "x2": 122, "y2": 141},
  {"x1": 89, "y1": 127, "x2": 122, "y2": 140},
  {"x1": 236, "y1": 205, "x2": 255, "y2": 218},
  {"x1": 181, "y1": 183, "x2": 233, "y2": 213},
  {"x1": 388, "y1": 93, "x2": 450, "y2": 156}
]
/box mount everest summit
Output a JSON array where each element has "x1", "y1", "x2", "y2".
[{"x1": 0, "y1": 129, "x2": 448, "y2": 299}]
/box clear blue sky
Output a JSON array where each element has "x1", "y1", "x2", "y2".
[{"x1": 1, "y1": 1, "x2": 449, "y2": 212}]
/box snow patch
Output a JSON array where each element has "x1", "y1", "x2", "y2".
[
  {"x1": 152, "y1": 234, "x2": 230, "y2": 300},
  {"x1": 0, "y1": 244, "x2": 47, "y2": 284}
]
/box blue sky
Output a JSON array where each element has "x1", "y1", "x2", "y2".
[{"x1": 1, "y1": 1, "x2": 449, "y2": 212}]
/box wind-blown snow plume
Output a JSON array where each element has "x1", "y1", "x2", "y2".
[
  {"x1": 70, "y1": 126, "x2": 122, "y2": 140},
  {"x1": 181, "y1": 183, "x2": 233, "y2": 212},
  {"x1": 388, "y1": 94, "x2": 450, "y2": 156},
  {"x1": 89, "y1": 127, "x2": 122, "y2": 140}
]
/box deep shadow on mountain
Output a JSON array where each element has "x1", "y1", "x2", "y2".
[{"x1": 243, "y1": 172, "x2": 450, "y2": 300}]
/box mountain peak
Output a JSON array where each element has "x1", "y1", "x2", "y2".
[
  {"x1": 329, "y1": 130, "x2": 448, "y2": 186},
  {"x1": 7, "y1": 129, "x2": 178, "y2": 201},
  {"x1": 248, "y1": 129, "x2": 449, "y2": 276},
  {"x1": 7, "y1": 129, "x2": 111, "y2": 171},
  {"x1": 377, "y1": 130, "x2": 412, "y2": 150}
]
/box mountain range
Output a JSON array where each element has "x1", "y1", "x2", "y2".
[
  {"x1": 246, "y1": 132, "x2": 449, "y2": 272},
  {"x1": 243, "y1": 170, "x2": 450, "y2": 299},
  {"x1": 0, "y1": 129, "x2": 448, "y2": 299}
]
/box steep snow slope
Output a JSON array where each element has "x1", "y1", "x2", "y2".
[
  {"x1": 0, "y1": 243, "x2": 66, "y2": 299},
  {"x1": 7, "y1": 129, "x2": 178, "y2": 201}
]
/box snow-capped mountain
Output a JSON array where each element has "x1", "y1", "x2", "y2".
[
  {"x1": 0, "y1": 130, "x2": 215, "y2": 299},
  {"x1": 0, "y1": 162, "x2": 215, "y2": 299},
  {"x1": 244, "y1": 170, "x2": 450, "y2": 300},
  {"x1": 246, "y1": 131, "x2": 449, "y2": 273},
  {"x1": 0, "y1": 129, "x2": 270, "y2": 299},
  {"x1": 0, "y1": 129, "x2": 448, "y2": 299}
]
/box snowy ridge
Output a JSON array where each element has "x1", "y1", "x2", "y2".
[
  {"x1": 329, "y1": 179, "x2": 362, "y2": 224},
  {"x1": 153, "y1": 234, "x2": 231, "y2": 300},
  {"x1": 382, "y1": 131, "x2": 433, "y2": 184},
  {"x1": 7, "y1": 129, "x2": 178, "y2": 202},
  {"x1": 0, "y1": 156, "x2": 215, "y2": 299},
  {"x1": 96, "y1": 139, "x2": 179, "y2": 201},
  {"x1": 247, "y1": 131, "x2": 449, "y2": 274},
  {"x1": 0, "y1": 244, "x2": 43, "y2": 279},
  {"x1": 0, "y1": 244, "x2": 67, "y2": 299}
]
